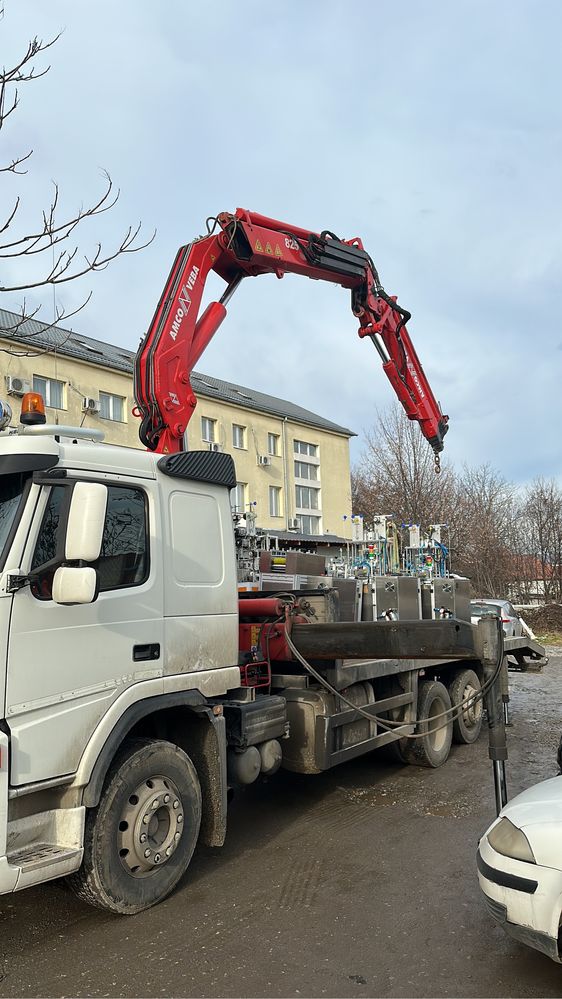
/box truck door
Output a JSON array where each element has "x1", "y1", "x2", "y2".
[{"x1": 6, "y1": 477, "x2": 164, "y2": 785}]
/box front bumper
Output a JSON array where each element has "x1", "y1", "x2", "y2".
[{"x1": 477, "y1": 836, "x2": 562, "y2": 962}]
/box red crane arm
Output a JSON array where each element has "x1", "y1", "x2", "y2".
[{"x1": 134, "y1": 208, "x2": 448, "y2": 458}]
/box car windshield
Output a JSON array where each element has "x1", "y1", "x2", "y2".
[
  {"x1": 0, "y1": 473, "x2": 28, "y2": 568},
  {"x1": 471, "y1": 603, "x2": 502, "y2": 617}
]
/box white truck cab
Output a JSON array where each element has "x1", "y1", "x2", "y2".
[{"x1": 0, "y1": 415, "x2": 244, "y2": 912}]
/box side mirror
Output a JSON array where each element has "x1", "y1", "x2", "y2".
[
  {"x1": 52, "y1": 566, "x2": 98, "y2": 605},
  {"x1": 66, "y1": 482, "x2": 107, "y2": 562}
]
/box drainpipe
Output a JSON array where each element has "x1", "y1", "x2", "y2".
[{"x1": 282, "y1": 416, "x2": 290, "y2": 532}]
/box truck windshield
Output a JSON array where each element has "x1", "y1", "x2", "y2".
[{"x1": 0, "y1": 473, "x2": 28, "y2": 569}]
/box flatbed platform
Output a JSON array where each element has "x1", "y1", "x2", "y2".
[{"x1": 504, "y1": 635, "x2": 546, "y2": 669}]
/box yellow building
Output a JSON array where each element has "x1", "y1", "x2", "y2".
[{"x1": 0, "y1": 308, "x2": 355, "y2": 540}]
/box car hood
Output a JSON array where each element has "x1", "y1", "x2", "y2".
[
  {"x1": 498, "y1": 776, "x2": 562, "y2": 868},
  {"x1": 502, "y1": 776, "x2": 562, "y2": 822}
]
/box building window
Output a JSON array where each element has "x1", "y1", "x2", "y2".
[
  {"x1": 232, "y1": 424, "x2": 246, "y2": 449},
  {"x1": 295, "y1": 485, "x2": 320, "y2": 510},
  {"x1": 33, "y1": 375, "x2": 64, "y2": 410},
  {"x1": 268, "y1": 433, "x2": 279, "y2": 456},
  {"x1": 31, "y1": 484, "x2": 149, "y2": 598},
  {"x1": 294, "y1": 460, "x2": 319, "y2": 481},
  {"x1": 294, "y1": 440, "x2": 318, "y2": 458},
  {"x1": 269, "y1": 486, "x2": 282, "y2": 517},
  {"x1": 297, "y1": 514, "x2": 320, "y2": 536},
  {"x1": 99, "y1": 391, "x2": 125, "y2": 422},
  {"x1": 230, "y1": 481, "x2": 247, "y2": 514},
  {"x1": 201, "y1": 416, "x2": 216, "y2": 443}
]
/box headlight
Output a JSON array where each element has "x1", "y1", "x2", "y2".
[{"x1": 487, "y1": 817, "x2": 536, "y2": 863}]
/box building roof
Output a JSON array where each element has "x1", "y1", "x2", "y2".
[
  {"x1": 0, "y1": 308, "x2": 355, "y2": 438},
  {"x1": 510, "y1": 555, "x2": 557, "y2": 581},
  {"x1": 189, "y1": 371, "x2": 355, "y2": 437}
]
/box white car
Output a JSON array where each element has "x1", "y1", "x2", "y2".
[
  {"x1": 470, "y1": 599, "x2": 523, "y2": 638},
  {"x1": 477, "y1": 776, "x2": 562, "y2": 962}
]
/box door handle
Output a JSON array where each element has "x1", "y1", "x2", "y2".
[{"x1": 133, "y1": 643, "x2": 161, "y2": 662}]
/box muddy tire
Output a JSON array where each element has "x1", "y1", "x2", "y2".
[
  {"x1": 67, "y1": 737, "x2": 201, "y2": 914},
  {"x1": 403, "y1": 680, "x2": 453, "y2": 768},
  {"x1": 375, "y1": 681, "x2": 411, "y2": 764},
  {"x1": 449, "y1": 668, "x2": 483, "y2": 744}
]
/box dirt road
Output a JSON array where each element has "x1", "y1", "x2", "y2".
[{"x1": 0, "y1": 654, "x2": 561, "y2": 998}]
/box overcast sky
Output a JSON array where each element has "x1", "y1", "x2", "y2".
[{"x1": 3, "y1": 1, "x2": 561, "y2": 482}]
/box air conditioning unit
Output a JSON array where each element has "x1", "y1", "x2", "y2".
[
  {"x1": 257, "y1": 455, "x2": 271, "y2": 466},
  {"x1": 208, "y1": 442, "x2": 224, "y2": 452},
  {"x1": 82, "y1": 397, "x2": 101, "y2": 414},
  {"x1": 6, "y1": 376, "x2": 32, "y2": 397},
  {"x1": 287, "y1": 518, "x2": 300, "y2": 530}
]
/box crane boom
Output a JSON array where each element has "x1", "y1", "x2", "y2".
[{"x1": 134, "y1": 208, "x2": 448, "y2": 459}]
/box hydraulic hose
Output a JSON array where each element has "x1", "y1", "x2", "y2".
[{"x1": 283, "y1": 626, "x2": 504, "y2": 741}]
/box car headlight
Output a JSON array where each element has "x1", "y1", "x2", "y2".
[{"x1": 487, "y1": 817, "x2": 536, "y2": 863}]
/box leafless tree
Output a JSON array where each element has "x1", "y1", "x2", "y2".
[
  {"x1": 511, "y1": 478, "x2": 562, "y2": 603},
  {"x1": 352, "y1": 406, "x2": 524, "y2": 596},
  {"x1": 352, "y1": 403, "x2": 457, "y2": 528},
  {"x1": 452, "y1": 464, "x2": 516, "y2": 596},
  {"x1": 0, "y1": 9, "x2": 153, "y2": 352}
]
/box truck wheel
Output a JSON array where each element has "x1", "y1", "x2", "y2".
[
  {"x1": 403, "y1": 680, "x2": 453, "y2": 768},
  {"x1": 68, "y1": 737, "x2": 201, "y2": 914},
  {"x1": 449, "y1": 668, "x2": 483, "y2": 744},
  {"x1": 376, "y1": 680, "x2": 411, "y2": 764}
]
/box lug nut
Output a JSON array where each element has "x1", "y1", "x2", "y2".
[
  {"x1": 166, "y1": 846, "x2": 173, "y2": 856},
  {"x1": 177, "y1": 814, "x2": 183, "y2": 824},
  {"x1": 140, "y1": 833, "x2": 147, "y2": 843},
  {"x1": 163, "y1": 794, "x2": 170, "y2": 803},
  {"x1": 154, "y1": 853, "x2": 161, "y2": 863},
  {"x1": 144, "y1": 848, "x2": 151, "y2": 858},
  {"x1": 152, "y1": 798, "x2": 159, "y2": 809},
  {"x1": 143, "y1": 814, "x2": 150, "y2": 825},
  {"x1": 175, "y1": 832, "x2": 181, "y2": 841},
  {"x1": 173, "y1": 799, "x2": 179, "y2": 809}
]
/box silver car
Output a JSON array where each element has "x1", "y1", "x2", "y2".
[{"x1": 470, "y1": 599, "x2": 523, "y2": 638}]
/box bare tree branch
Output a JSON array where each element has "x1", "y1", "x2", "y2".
[
  {"x1": 0, "y1": 196, "x2": 19, "y2": 234},
  {"x1": 0, "y1": 294, "x2": 93, "y2": 356},
  {"x1": 0, "y1": 13, "x2": 154, "y2": 348},
  {"x1": 0, "y1": 149, "x2": 32, "y2": 175},
  {"x1": 0, "y1": 172, "x2": 119, "y2": 253}
]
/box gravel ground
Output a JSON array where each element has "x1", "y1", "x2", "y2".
[{"x1": 0, "y1": 654, "x2": 561, "y2": 998}]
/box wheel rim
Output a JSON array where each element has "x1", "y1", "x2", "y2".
[
  {"x1": 461, "y1": 681, "x2": 483, "y2": 728},
  {"x1": 117, "y1": 774, "x2": 184, "y2": 878},
  {"x1": 427, "y1": 696, "x2": 448, "y2": 753}
]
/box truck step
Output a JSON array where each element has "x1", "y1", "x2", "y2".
[{"x1": 9, "y1": 842, "x2": 81, "y2": 874}]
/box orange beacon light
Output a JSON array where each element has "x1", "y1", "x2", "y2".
[{"x1": 20, "y1": 392, "x2": 46, "y2": 426}]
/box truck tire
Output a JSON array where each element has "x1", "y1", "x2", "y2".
[
  {"x1": 449, "y1": 668, "x2": 483, "y2": 744},
  {"x1": 381, "y1": 738, "x2": 410, "y2": 765},
  {"x1": 68, "y1": 737, "x2": 201, "y2": 914},
  {"x1": 403, "y1": 680, "x2": 453, "y2": 768},
  {"x1": 375, "y1": 680, "x2": 411, "y2": 765}
]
